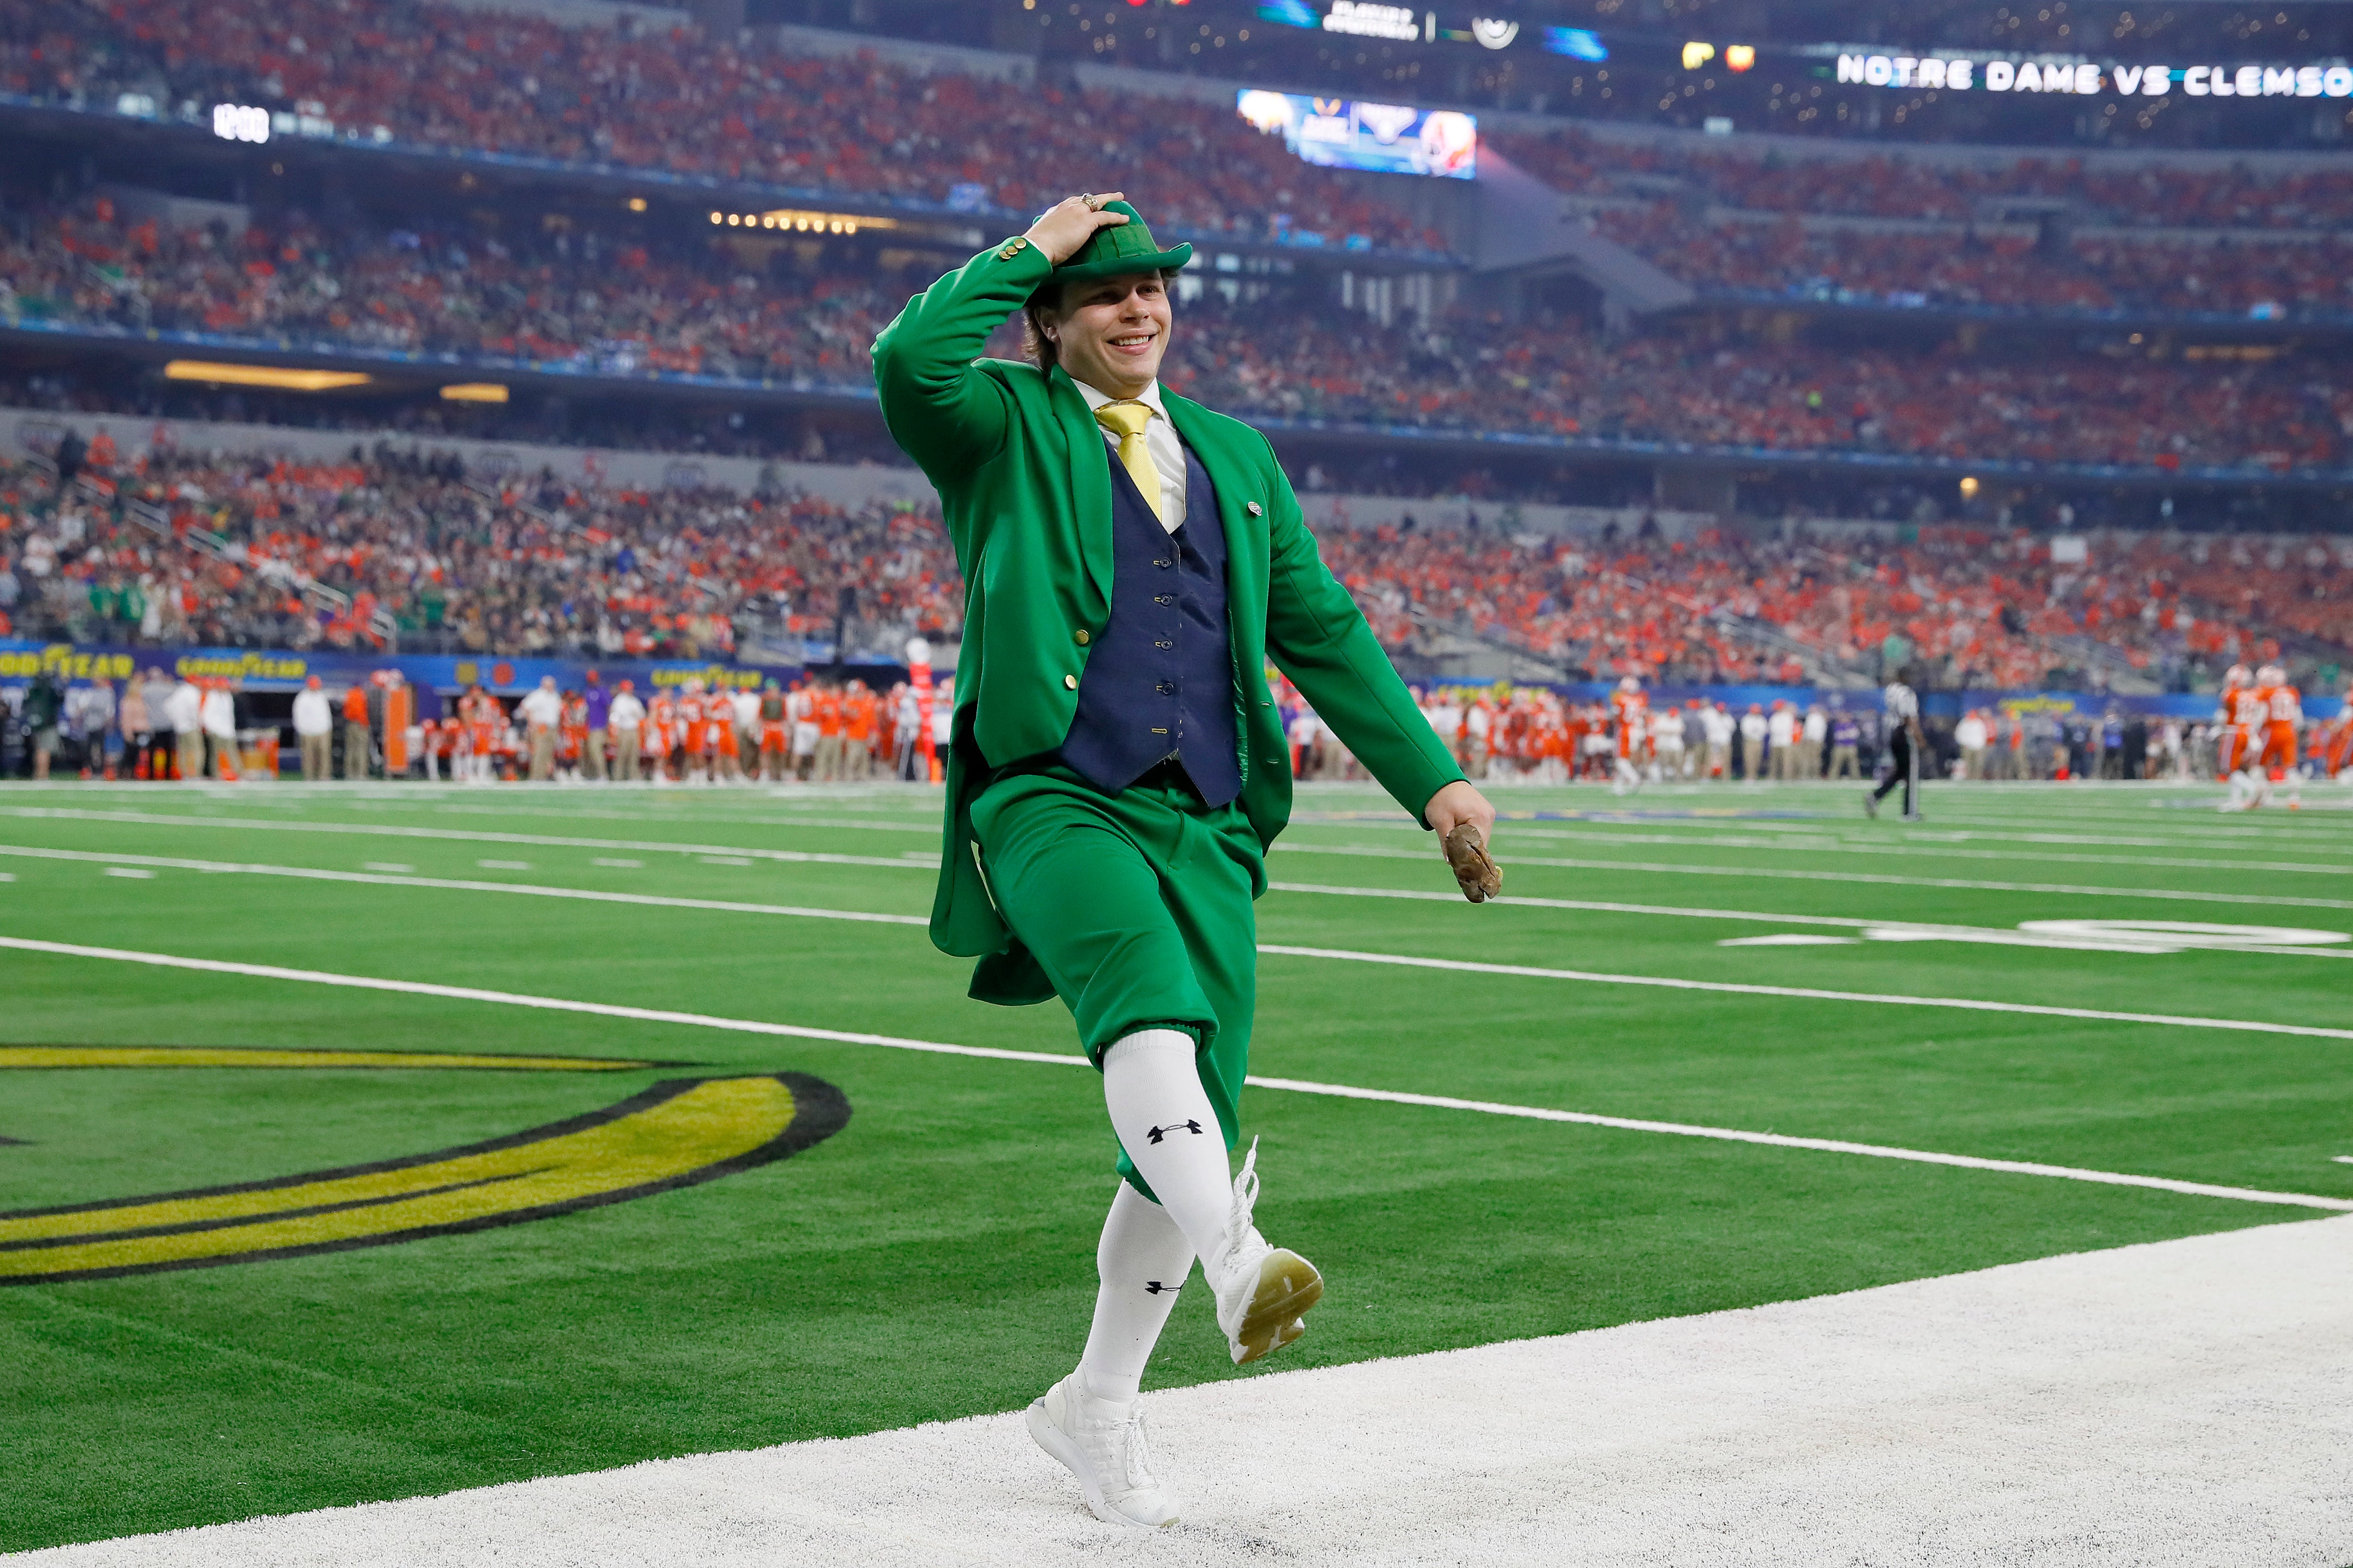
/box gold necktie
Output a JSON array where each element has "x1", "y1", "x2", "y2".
[{"x1": 1094, "y1": 400, "x2": 1163, "y2": 525}]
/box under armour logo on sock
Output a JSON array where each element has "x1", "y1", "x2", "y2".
[
  {"x1": 1145, "y1": 1120, "x2": 1205, "y2": 1144},
  {"x1": 1144, "y1": 1281, "x2": 1180, "y2": 1295}
]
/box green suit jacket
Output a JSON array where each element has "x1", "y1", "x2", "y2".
[{"x1": 872, "y1": 238, "x2": 1464, "y2": 1003}]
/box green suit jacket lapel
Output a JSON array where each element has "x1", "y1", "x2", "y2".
[{"x1": 1048, "y1": 364, "x2": 1114, "y2": 617}]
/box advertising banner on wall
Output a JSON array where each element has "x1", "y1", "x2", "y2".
[
  {"x1": 0, "y1": 640, "x2": 810, "y2": 698},
  {"x1": 6, "y1": 644, "x2": 2337, "y2": 724}
]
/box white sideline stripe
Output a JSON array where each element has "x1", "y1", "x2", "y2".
[
  {"x1": 0, "y1": 846, "x2": 931, "y2": 928},
  {"x1": 14, "y1": 845, "x2": 2347, "y2": 1042},
  {"x1": 0, "y1": 807, "x2": 941, "y2": 871},
  {"x1": 1255, "y1": 943, "x2": 2353, "y2": 1045},
  {"x1": 1273, "y1": 840, "x2": 2353, "y2": 912},
  {"x1": 1, "y1": 935, "x2": 2347, "y2": 1215},
  {"x1": 15, "y1": 1219, "x2": 2351, "y2": 1568}
]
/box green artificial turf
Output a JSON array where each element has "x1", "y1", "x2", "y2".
[{"x1": 0, "y1": 779, "x2": 2347, "y2": 1550}]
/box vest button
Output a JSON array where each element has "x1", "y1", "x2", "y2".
[
  {"x1": 1064, "y1": 674, "x2": 1078, "y2": 690},
  {"x1": 1154, "y1": 558, "x2": 1172, "y2": 569},
  {"x1": 1074, "y1": 629, "x2": 1090, "y2": 645},
  {"x1": 1157, "y1": 681, "x2": 1176, "y2": 695},
  {"x1": 1155, "y1": 594, "x2": 1172, "y2": 605}
]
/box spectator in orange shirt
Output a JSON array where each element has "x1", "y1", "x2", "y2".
[
  {"x1": 811, "y1": 680, "x2": 845, "y2": 782},
  {"x1": 842, "y1": 680, "x2": 877, "y2": 781}
]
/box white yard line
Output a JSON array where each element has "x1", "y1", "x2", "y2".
[
  {"x1": 1272, "y1": 840, "x2": 2353, "y2": 912},
  {"x1": 0, "y1": 846, "x2": 929, "y2": 928},
  {"x1": 1, "y1": 934, "x2": 2346, "y2": 1214},
  {"x1": 13, "y1": 804, "x2": 2340, "y2": 910},
  {"x1": 16, "y1": 1217, "x2": 2352, "y2": 1568},
  {"x1": 1388, "y1": 825, "x2": 2353, "y2": 877},
  {"x1": 1258, "y1": 942, "x2": 2353, "y2": 1046},
  {"x1": 1265, "y1": 881, "x2": 2353, "y2": 957},
  {"x1": 10, "y1": 846, "x2": 2350, "y2": 1039},
  {"x1": 0, "y1": 807, "x2": 939, "y2": 871}
]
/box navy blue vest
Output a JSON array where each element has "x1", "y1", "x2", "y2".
[{"x1": 1058, "y1": 437, "x2": 1240, "y2": 808}]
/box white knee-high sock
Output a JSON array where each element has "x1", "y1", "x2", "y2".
[
  {"x1": 1076, "y1": 1181, "x2": 1194, "y2": 1402},
  {"x1": 1100, "y1": 1029, "x2": 1233, "y2": 1271}
]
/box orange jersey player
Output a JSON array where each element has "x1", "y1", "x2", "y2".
[
  {"x1": 2217, "y1": 663, "x2": 2260, "y2": 778},
  {"x1": 1611, "y1": 678, "x2": 1648, "y2": 759},
  {"x1": 560, "y1": 694, "x2": 587, "y2": 768},
  {"x1": 1610, "y1": 675, "x2": 1647, "y2": 795},
  {"x1": 2325, "y1": 696, "x2": 2353, "y2": 779},
  {"x1": 2258, "y1": 664, "x2": 2301, "y2": 772},
  {"x1": 468, "y1": 690, "x2": 498, "y2": 758},
  {"x1": 646, "y1": 689, "x2": 677, "y2": 779}
]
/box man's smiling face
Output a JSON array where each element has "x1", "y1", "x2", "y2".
[{"x1": 1044, "y1": 272, "x2": 1173, "y2": 399}]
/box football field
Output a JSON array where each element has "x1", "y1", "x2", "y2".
[{"x1": 2, "y1": 778, "x2": 2350, "y2": 1562}]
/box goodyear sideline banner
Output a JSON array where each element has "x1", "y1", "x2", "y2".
[{"x1": 0, "y1": 639, "x2": 810, "y2": 695}]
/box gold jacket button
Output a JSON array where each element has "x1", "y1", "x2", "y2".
[
  {"x1": 1064, "y1": 674, "x2": 1079, "y2": 690},
  {"x1": 1075, "y1": 629, "x2": 1090, "y2": 645},
  {"x1": 1246, "y1": 501, "x2": 1263, "y2": 517}
]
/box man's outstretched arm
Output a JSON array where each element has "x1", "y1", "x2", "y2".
[{"x1": 1258, "y1": 459, "x2": 1496, "y2": 877}]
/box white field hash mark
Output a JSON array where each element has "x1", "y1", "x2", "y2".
[
  {"x1": 7, "y1": 846, "x2": 2349, "y2": 1042},
  {"x1": 1, "y1": 933, "x2": 2347, "y2": 1215}
]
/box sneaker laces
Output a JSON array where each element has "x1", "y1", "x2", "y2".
[
  {"x1": 1123, "y1": 1406, "x2": 1156, "y2": 1487},
  {"x1": 1225, "y1": 1136, "x2": 1261, "y2": 1263}
]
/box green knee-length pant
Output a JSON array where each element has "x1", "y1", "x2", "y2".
[{"x1": 969, "y1": 764, "x2": 1265, "y2": 1194}]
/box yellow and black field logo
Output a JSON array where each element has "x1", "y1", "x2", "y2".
[{"x1": 0, "y1": 1047, "x2": 849, "y2": 1284}]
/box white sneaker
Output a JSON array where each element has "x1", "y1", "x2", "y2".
[
  {"x1": 1208, "y1": 1139, "x2": 1323, "y2": 1367},
  {"x1": 1025, "y1": 1372, "x2": 1181, "y2": 1529}
]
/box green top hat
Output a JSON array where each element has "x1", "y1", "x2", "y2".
[{"x1": 1051, "y1": 200, "x2": 1192, "y2": 283}]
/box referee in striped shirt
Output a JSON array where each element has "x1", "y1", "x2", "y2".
[{"x1": 1864, "y1": 674, "x2": 1925, "y2": 821}]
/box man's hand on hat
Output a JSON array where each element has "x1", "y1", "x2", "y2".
[{"x1": 1025, "y1": 192, "x2": 1131, "y2": 266}]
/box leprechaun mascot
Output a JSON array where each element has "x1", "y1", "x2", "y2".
[{"x1": 872, "y1": 191, "x2": 1501, "y2": 1529}]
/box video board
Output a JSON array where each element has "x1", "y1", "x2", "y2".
[{"x1": 1236, "y1": 90, "x2": 1478, "y2": 180}]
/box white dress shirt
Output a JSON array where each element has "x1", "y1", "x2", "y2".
[
  {"x1": 291, "y1": 689, "x2": 333, "y2": 737},
  {"x1": 1074, "y1": 378, "x2": 1187, "y2": 533}
]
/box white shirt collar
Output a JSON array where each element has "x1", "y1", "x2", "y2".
[{"x1": 1072, "y1": 378, "x2": 1168, "y2": 422}]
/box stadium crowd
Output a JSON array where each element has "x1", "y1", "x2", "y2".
[
  {"x1": 0, "y1": 195, "x2": 897, "y2": 381},
  {"x1": 6, "y1": 435, "x2": 2346, "y2": 700},
  {"x1": 1161, "y1": 297, "x2": 2351, "y2": 474},
  {"x1": 0, "y1": 0, "x2": 1441, "y2": 253},
  {"x1": 1493, "y1": 126, "x2": 2353, "y2": 231},
  {"x1": 9, "y1": 199, "x2": 2349, "y2": 476},
  {"x1": 0, "y1": 443, "x2": 960, "y2": 659},
  {"x1": 1584, "y1": 202, "x2": 2353, "y2": 318}
]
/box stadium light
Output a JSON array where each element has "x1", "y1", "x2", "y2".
[
  {"x1": 1682, "y1": 41, "x2": 1715, "y2": 69},
  {"x1": 439, "y1": 384, "x2": 510, "y2": 404},
  {"x1": 1959, "y1": 475, "x2": 1981, "y2": 498},
  {"x1": 626, "y1": 198, "x2": 648, "y2": 212},
  {"x1": 164, "y1": 361, "x2": 372, "y2": 392}
]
